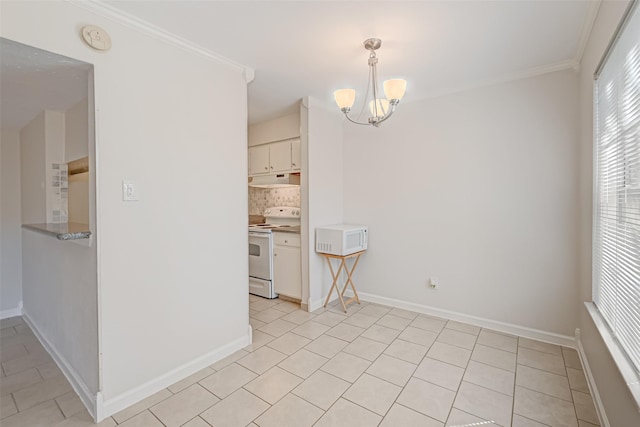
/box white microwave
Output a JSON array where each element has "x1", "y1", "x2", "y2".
[{"x1": 316, "y1": 225, "x2": 368, "y2": 256}]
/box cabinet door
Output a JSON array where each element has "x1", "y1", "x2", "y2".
[
  {"x1": 291, "y1": 138, "x2": 301, "y2": 171},
  {"x1": 249, "y1": 145, "x2": 270, "y2": 175},
  {"x1": 269, "y1": 140, "x2": 292, "y2": 173},
  {"x1": 273, "y1": 245, "x2": 301, "y2": 299}
]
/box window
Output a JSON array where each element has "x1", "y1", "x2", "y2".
[{"x1": 593, "y1": 0, "x2": 640, "y2": 378}]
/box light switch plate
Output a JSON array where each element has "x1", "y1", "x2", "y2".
[{"x1": 122, "y1": 180, "x2": 139, "y2": 201}]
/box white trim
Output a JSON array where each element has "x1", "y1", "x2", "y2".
[
  {"x1": 94, "y1": 392, "x2": 105, "y2": 423},
  {"x1": 22, "y1": 310, "x2": 98, "y2": 419},
  {"x1": 575, "y1": 327, "x2": 611, "y2": 427},
  {"x1": 342, "y1": 291, "x2": 576, "y2": 348},
  {"x1": 575, "y1": 0, "x2": 602, "y2": 64},
  {"x1": 584, "y1": 302, "x2": 640, "y2": 410},
  {"x1": 309, "y1": 290, "x2": 342, "y2": 313},
  {"x1": 416, "y1": 59, "x2": 579, "y2": 104},
  {"x1": 0, "y1": 301, "x2": 23, "y2": 319},
  {"x1": 309, "y1": 297, "x2": 324, "y2": 313},
  {"x1": 96, "y1": 331, "x2": 251, "y2": 421},
  {"x1": 67, "y1": 0, "x2": 255, "y2": 82}
]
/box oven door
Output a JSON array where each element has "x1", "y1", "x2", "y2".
[{"x1": 249, "y1": 232, "x2": 272, "y2": 280}]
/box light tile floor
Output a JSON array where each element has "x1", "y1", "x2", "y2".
[{"x1": 0, "y1": 297, "x2": 600, "y2": 426}]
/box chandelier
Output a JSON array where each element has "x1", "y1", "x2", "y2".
[{"x1": 334, "y1": 38, "x2": 407, "y2": 127}]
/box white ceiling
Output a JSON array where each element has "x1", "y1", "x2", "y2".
[
  {"x1": 0, "y1": 38, "x2": 90, "y2": 130},
  {"x1": 103, "y1": 0, "x2": 598, "y2": 124},
  {"x1": 1, "y1": 1, "x2": 598, "y2": 129}
]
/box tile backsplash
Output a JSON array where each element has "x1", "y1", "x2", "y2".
[
  {"x1": 249, "y1": 186, "x2": 300, "y2": 215},
  {"x1": 49, "y1": 163, "x2": 68, "y2": 223}
]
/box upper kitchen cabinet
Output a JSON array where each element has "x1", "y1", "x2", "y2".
[
  {"x1": 291, "y1": 138, "x2": 300, "y2": 171},
  {"x1": 269, "y1": 140, "x2": 292, "y2": 173},
  {"x1": 248, "y1": 111, "x2": 301, "y2": 176},
  {"x1": 248, "y1": 138, "x2": 300, "y2": 176},
  {"x1": 248, "y1": 144, "x2": 269, "y2": 175}
]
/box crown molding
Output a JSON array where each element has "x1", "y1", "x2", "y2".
[
  {"x1": 575, "y1": 0, "x2": 603, "y2": 65},
  {"x1": 66, "y1": 0, "x2": 255, "y2": 83},
  {"x1": 416, "y1": 59, "x2": 579, "y2": 103}
]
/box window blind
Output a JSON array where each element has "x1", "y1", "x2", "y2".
[{"x1": 593, "y1": 0, "x2": 640, "y2": 374}]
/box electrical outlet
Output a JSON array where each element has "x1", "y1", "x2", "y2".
[
  {"x1": 429, "y1": 276, "x2": 439, "y2": 289},
  {"x1": 122, "y1": 180, "x2": 139, "y2": 201}
]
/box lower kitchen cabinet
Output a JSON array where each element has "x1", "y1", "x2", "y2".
[{"x1": 273, "y1": 232, "x2": 301, "y2": 299}]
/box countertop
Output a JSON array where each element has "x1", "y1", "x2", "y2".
[
  {"x1": 249, "y1": 215, "x2": 265, "y2": 225},
  {"x1": 22, "y1": 223, "x2": 91, "y2": 240},
  {"x1": 273, "y1": 226, "x2": 301, "y2": 234}
]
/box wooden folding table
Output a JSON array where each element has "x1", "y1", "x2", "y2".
[{"x1": 320, "y1": 250, "x2": 366, "y2": 313}]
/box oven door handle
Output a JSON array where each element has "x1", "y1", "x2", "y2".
[{"x1": 249, "y1": 232, "x2": 271, "y2": 239}]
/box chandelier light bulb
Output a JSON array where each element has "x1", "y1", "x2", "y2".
[
  {"x1": 383, "y1": 79, "x2": 407, "y2": 101},
  {"x1": 334, "y1": 89, "x2": 356, "y2": 110},
  {"x1": 369, "y1": 98, "x2": 390, "y2": 117}
]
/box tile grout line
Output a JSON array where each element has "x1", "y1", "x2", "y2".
[
  {"x1": 512, "y1": 337, "x2": 520, "y2": 426},
  {"x1": 306, "y1": 310, "x2": 401, "y2": 423},
  {"x1": 147, "y1": 408, "x2": 168, "y2": 426},
  {"x1": 443, "y1": 330, "x2": 480, "y2": 426},
  {"x1": 353, "y1": 343, "x2": 422, "y2": 423}
]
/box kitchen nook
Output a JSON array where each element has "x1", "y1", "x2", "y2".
[{"x1": 248, "y1": 111, "x2": 303, "y2": 308}]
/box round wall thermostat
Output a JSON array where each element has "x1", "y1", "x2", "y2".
[{"x1": 81, "y1": 25, "x2": 111, "y2": 51}]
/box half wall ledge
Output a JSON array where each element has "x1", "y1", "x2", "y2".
[{"x1": 22, "y1": 223, "x2": 91, "y2": 240}]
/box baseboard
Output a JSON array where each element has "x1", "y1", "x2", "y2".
[
  {"x1": 97, "y1": 330, "x2": 251, "y2": 421},
  {"x1": 1, "y1": 301, "x2": 23, "y2": 319},
  {"x1": 340, "y1": 290, "x2": 576, "y2": 348},
  {"x1": 575, "y1": 328, "x2": 610, "y2": 427},
  {"x1": 309, "y1": 292, "x2": 341, "y2": 313},
  {"x1": 309, "y1": 297, "x2": 324, "y2": 312},
  {"x1": 22, "y1": 310, "x2": 98, "y2": 418}
]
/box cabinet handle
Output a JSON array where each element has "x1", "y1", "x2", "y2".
[
  {"x1": 292, "y1": 163, "x2": 296, "y2": 167},
  {"x1": 264, "y1": 166, "x2": 268, "y2": 170},
  {"x1": 270, "y1": 166, "x2": 273, "y2": 169}
]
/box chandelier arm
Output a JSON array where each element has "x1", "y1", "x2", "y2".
[
  {"x1": 372, "y1": 103, "x2": 398, "y2": 126},
  {"x1": 355, "y1": 63, "x2": 374, "y2": 118},
  {"x1": 343, "y1": 111, "x2": 374, "y2": 126}
]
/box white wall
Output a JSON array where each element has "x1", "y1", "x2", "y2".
[
  {"x1": 22, "y1": 228, "x2": 98, "y2": 393},
  {"x1": 577, "y1": 1, "x2": 640, "y2": 425},
  {"x1": 301, "y1": 97, "x2": 344, "y2": 309},
  {"x1": 65, "y1": 97, "x2": 88, "y2": 162},
  {"x1": 249, "y1": 111, "x2": 300, "y2": 146},
  {"x1": 2, "y1": 0, "x2": 250, "y2": 420},
  {"x1": 19, "y1": 111, "x2": 46, "y2": 224},
  {"x1": 0, "y1": 129, "x2": 23, "y2": 315},
  {"x1": 343, "y1": 70, "x2": 580, "y2": 338}
]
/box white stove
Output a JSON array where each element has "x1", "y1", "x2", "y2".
[
  {"x1": 248, "y1": 207, "x2": 301, "y2": 233},
  {"x1": 248, "y1": 207, "x2": 301, "y2": 298}
]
